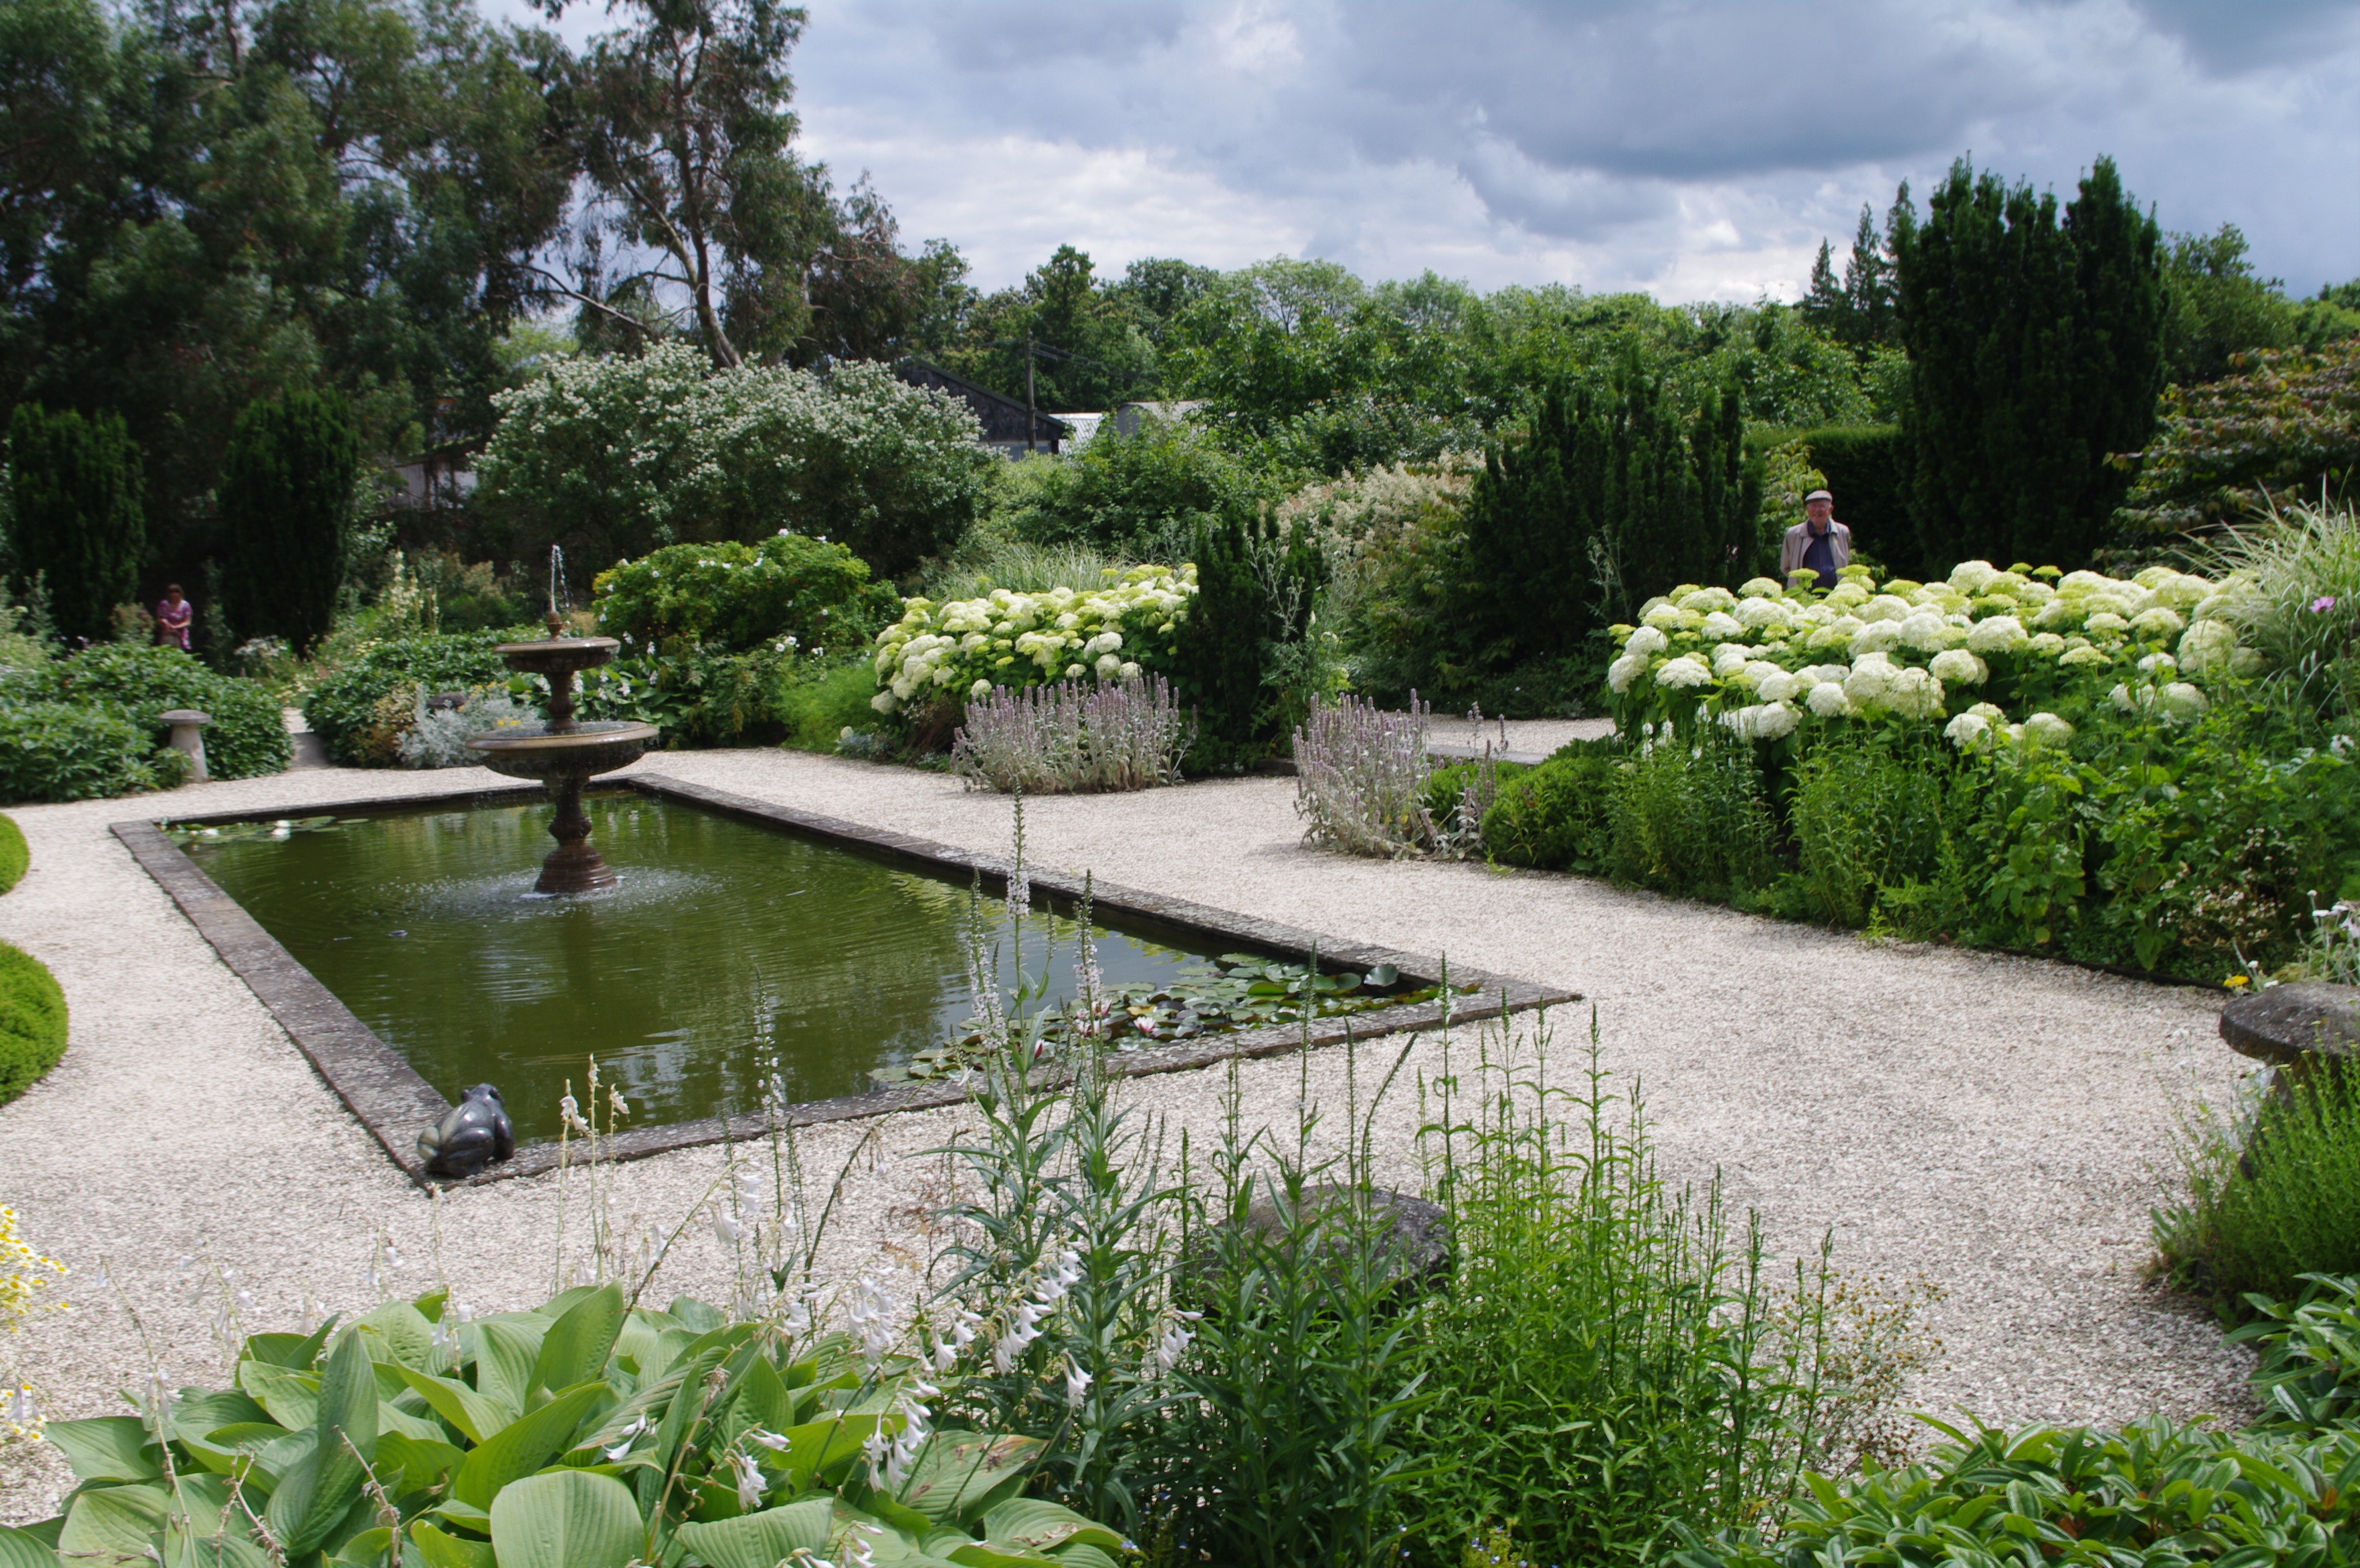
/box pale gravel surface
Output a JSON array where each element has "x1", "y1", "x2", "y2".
[{"x1": 0, "y1": 749, "x2": 2251, "y2": 1520}]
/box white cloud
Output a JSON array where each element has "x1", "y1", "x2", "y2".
[{"x1": 504, "y1": 0, "x2": 2360, "y2": 301}]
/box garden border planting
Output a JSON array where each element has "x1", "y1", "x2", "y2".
[{"x1": 114, "y1": 772, "x2": 1576, "y2": 1190}]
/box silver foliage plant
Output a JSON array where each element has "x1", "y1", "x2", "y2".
[
  {"x1": 397, "y1": 691, "x2": 536, "y2": 768},
  {"x1": 1292, "y1": 692, "x2": 1492, "y2": 858},
  {"x1": 952, "y1": 676, "x2": 1195, "y2": 794}
]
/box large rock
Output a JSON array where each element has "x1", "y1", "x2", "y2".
[
  {"x1": 1185, "y1": 1183, "x2": 1451, "y2": 1306},
  {"x1": 2220, "y1": 982, "x2": 2360, "y2": 1070}
]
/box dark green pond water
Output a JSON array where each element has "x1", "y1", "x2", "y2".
[{"x1": 180, "y1": 793, "x2": 1206, "y2": 1143}]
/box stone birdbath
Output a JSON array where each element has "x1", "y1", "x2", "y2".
[
  {"x1": 2220, "y1": 982, "x2": 2360, "y2": 1088},
  {"x1": 468, "y1": 611, "x2": 658, "y2": 894},
  {"x1": 158, "y1": 708, "x2": 212, "y2": 783}
]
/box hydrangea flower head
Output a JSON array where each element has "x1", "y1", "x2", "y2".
[
  {"x1": 1930, "y1": 648, "x2": 1989, "y2": 686},
  {"x1": 2159, "y1": 681, "x2": 2208, "y2": 718},
  {"x1": 1752, "y1": 700, "x2": 1800, "y2": 741},
  {"x1": 1944, "y1": 711, "x2": 1992, "y2": 750},
  {"x1": 1806, "y1": 680, "x2": 1853, "y2": 717},
  {"x1": 2178, "y1": 618, "x2": 2239, "y2": 674},
  {"x1": 2023, "y1": 711, "x2": 2075, "y2": 748},
  {"x1": 1655, "y1": 654, "x2": 1713, "y2": 690},
  {"x1": 1625, "y1": 624, "x2": 1670, "y2": 659},
  {"x1": 1679, "y1": 586, "x2": 1739, "y2": 614},
  {"x1": 2058, "y1": 643, "x2": 2113, "y2": 668},
  {"x1": 1755, "y1": 671, "x2": 1801, "y2": 703},
  {"x1": 1738, "y1": 576, "x2": 1786, "y2": 599}
]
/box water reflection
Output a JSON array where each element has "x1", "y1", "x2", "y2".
[{"x1": 187, "y1": 794, "x2": 1202, "y2": 1142}]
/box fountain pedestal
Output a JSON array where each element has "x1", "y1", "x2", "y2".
[{"x1": 469, "y1": 615, "x2": 657, "y2": 894}]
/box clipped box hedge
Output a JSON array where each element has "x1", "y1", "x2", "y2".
[
  {"x1": 0, "y1": 813, "x2": 24, "y2": 894},
  {"x1": 0, "y1": 941, "x2": 66, "y2": 1106}
]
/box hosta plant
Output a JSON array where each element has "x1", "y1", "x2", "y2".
[{"x1": 19, "y1": 1282, "x2": 1125, "y2": 1568}]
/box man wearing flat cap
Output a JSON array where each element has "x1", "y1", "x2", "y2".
[{"x1": 1781, "y1": 488, "x2": 1850, "y2": 592}]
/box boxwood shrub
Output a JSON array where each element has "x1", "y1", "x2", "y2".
[
  {"x1": 0, "y1": 813, "x2": 23, "y2": 893},
  {"x1": 1479, "y1": 743, "x2": 1616, "y2": 872},
  {"x1": 590, "y1": 532, "x2": 898, "y2": 655},
  {"x1": 17, "y1": 644, "x2": 291, "y2": 780},
  {"x1": 301, "y1": 632, "x2": 514, "y2": 765},
  {"x1": 0, "y1": 940, "x2": 66, "y2": 1105}
]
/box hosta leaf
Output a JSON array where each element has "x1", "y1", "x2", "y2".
[
  {"x1": 948, "y1": 1542, "x2": 1062, "y2": 1568},
  {"x1": 357, "y1": 1301, "x2": 441, "y2": 1374},
  {"x1": 155, "y1": 1517, "x2": 271, "y2": 1568},
  {"x1": 533, "y1": 1282, "x2": 625, "y2": 1396},
  {"x1": 392, "y1": 1364, "x2": 510, "y2": 1445},
  {"x1": 267, "y1": 1331, "x2": 378, "y2": 1556},
  {"x1": 674, "y1": 1497, "x2": 834, "y2": 1568},
  {"x1": 468, "y1": 1317, "x2": 543, "y2": 1416},
  {"x1": 377, "y1": 1397, "x2": 451, "y2": 1443},
  {"x1": 171, "y1": 1389, "x2": 269, "y2": 1447},
  {"x1": 452, "y1": 1382, "x2": 609, "y2": 1509},
  {"x1": 427, "y1": 1497, "x2": 491, "y2": 1533},
  {"x1": 485, "y1": 1468, "x2": 643, "y2": 1568},
  {"x1": 898, "y1": 1432, "x2": 1043, "y2": 1522},
  {"x1": 372, "y1": 1430, "x2": 465, "y2": 1496},
  {"x1": 1049, "y1": 1544, "x2": 1120, "y2": 1568},
  {"x1": 0, "y1": 1527, "x2": 53, "y2": 1568},
  {"x1": 42, "y1": 1415, "x2": 161, "y2": 1483},
  {"x1": 409, "y1": 1520, "x2": 495, "y2": 1568},
  {"x1": 325, "y1": 1525, "x2": 396, "y2": 1568},
  {"x1": 976, "y1": 1499, "x2": 1123, "y2": 1553},
  {"x1": 58, "y1": 1484, "x2": 168, "y2": 1561},
  {"x1": 244, "y1": 1317, "x2": 337, "y2": 1371},
  {"x1": 236, "y1": 1360, "x2": 321, "y2": 1430}
]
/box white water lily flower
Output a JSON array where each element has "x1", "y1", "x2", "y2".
[
  {"x1": 1806, "y1": 680, "x2": 1853, "y2": 717},
  {"x1": 1755, "y1": 671, "x2": 1802, "y2": 703},
  {"x1": 2024, "y1": 711, "x2": 2075, "y2": 748},
  {"x1": 1699, "y1": 610, "x2": 1745, "y2": 641},
  {"x1": 1944, "y1": 711, "x2": 1992, "y2": 749},
  {"x1": 1655, "y1": 654, "x2": 1713, "y2": 689},
  {"x1": 1607, "y1": 651, "x2": 1649, "y2": 694},
  {"x1": 1625, "y1": 624, "x2": 1669, "y2": 658}
]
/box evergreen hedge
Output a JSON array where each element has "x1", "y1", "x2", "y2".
[
  {"x1": 0, "y1": 941, "x2": 66, "y2": 1106},
  {"x1": 1747, "y1": 425, "x2": 1911, "y2": 573},
  {"x1": 1172, "y1": 511, "x2": 1320, "y2": 772},
  {"x1": 220, "y1": 389, "x2": 358, "y2": 654},
  {"x1": 6, "y1": 403, "x2": 145, "y2": 644},
  {"x1": 0, "y1": 814, "x2": 25, "y2": 893}
]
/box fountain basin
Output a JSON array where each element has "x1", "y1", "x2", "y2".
[
  {"x1": 492, "y1": 634, "x2": 624, "y2": 680},
  {"x1": 468, "y1": 721, "x2": 659, "y2": 781}
]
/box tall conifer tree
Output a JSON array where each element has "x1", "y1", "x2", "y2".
[
  {"x1": 1891, "y1": 156, "x2": 2164, "y2": 570},
  {"x1": 219, "y1": 389, "x2": 357, "y2": 653},
  {"x1": 6, "y1": 402, "x2": 144, "y2": 644}
]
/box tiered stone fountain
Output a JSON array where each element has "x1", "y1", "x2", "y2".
[{"x1": 470, "y1": 609, "x2": 658, "y2": 894}]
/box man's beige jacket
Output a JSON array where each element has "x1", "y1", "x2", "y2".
[{"x1": 1779, "y1": 519, "x2": 1853, "y2": 585}]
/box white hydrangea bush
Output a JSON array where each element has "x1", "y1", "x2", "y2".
[
  {"x1": 1611, "y1": 559, "x2": 2262, "y2": 752},
  {"x1": 870, "y1": 565, "x2": 1197, "y2": 715}
]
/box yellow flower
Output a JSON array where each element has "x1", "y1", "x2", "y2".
[{"x1": 2225, "y1": 975, "x2": 2250, "y2": 989}]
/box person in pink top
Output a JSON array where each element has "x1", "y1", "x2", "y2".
[{"x1": 155, "y1": 584, "x2": 194, "y2": 651}]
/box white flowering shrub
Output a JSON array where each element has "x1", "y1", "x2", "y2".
[
  {"x1": 870, "y1": 565, "x2": 1195, "y2": 717},
  {"x1": 477, "y1": 344, "x2": 997, "y2": 576},
  {"x1": 1606, "y1": 559, "x2": 2258, "y2": 751}
]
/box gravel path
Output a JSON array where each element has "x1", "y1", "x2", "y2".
[{"x1": 0, "y1": 750, "x2": 2249, "y2": 1520}]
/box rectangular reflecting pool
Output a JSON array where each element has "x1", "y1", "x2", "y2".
[{"x1": 176, "y1": 792, "x2": 1215, "y2": 1144}]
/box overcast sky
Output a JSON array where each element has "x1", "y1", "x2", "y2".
[{"x1": 531, "y1": 1, "x2": 2360, "y2": 305}]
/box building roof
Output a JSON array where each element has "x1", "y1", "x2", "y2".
[{"x1": 895, "y1": 359, "x2": 1071, "y2": 448}]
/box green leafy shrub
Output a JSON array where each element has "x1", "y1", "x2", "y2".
[
  {"x1": 1670, "y1": 1417, "x2": 2360, "y2": 1568},
  {"x1": 2156, "y1": 1063, "x2": 2360, "y2": 1309},
  {"x1": 1479, "y1": 747, "x2": 1612, "y2": 871},
  {"x1": 0, "y1": 813, "x2": 24, "y2": 893},
  {"x1": 6, "y1": 402, "x2": 144, "y2": 644},
  {"x1": 25, "y1": 1279, "x2": 1127, "y2": 1568},
  {"x1": 2118, "y1": 339, "x2": 2359, "y2": 538},
  {"x1": 0, "y1": 702, "x2": 182, "y2": 803},
  {"x1": 16, "y1": 644, "x2": 291, "y2": 780},
  {"x1": 219, "y1": 388, "x2": 358, "y2": 653},
  {"x1": 2234, "y1": 1272, "x2": 2360, "y2": 1430},
  {"x1": 1747, "y1": 424, "x2": 1910, "y2": 575},
  {"x1": 996, "y1": 413, "x2": 1271, "y2": 557},
  {"x1": 302, "y1": 633, "x2": 513, "y2": 765},
  {"x1": 591, "y1": 533, "x2": 898, "y2": 656},
  {"x1": 477, "y1": 343, "x2": 996, "y2": 578},
  {"x1": 1786, "y1": 727, "x2": 1961, "y2": 927},
  {"x1": 0, "y1": 940, "x2": 67, "y2": 1105},
  {"x1": 1606, "y1": 723, "x2": 1780, "y2": 901},
  {"x1": 778, "y1": 660, "x2": 894, "y2": 753}
]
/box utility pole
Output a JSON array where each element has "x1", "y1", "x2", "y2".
[{"x1": 1024, "y1": 326, "x2": 1038, "y2": 454}]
